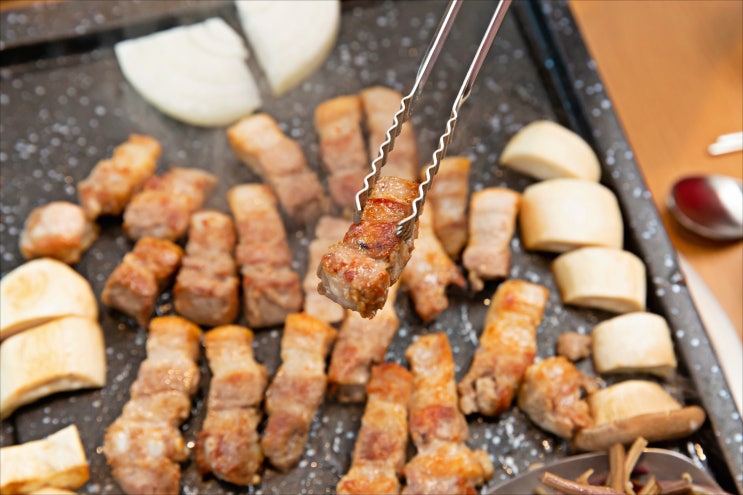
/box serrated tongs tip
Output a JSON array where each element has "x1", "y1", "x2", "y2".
[{"x1": 353, "y1": 0, "x2": 512, "y2": 240}]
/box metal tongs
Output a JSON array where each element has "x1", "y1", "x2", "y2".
[{"x1": 353, "y1": 0, "x2": 512, "y2": 240}]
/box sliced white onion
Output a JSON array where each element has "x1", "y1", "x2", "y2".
[
  {"x1": 235, "y1": 0, "x2": 340, "y2": 96},
  {"x1": 115, "y1": 17, "x2": 262, "y2": 127}
]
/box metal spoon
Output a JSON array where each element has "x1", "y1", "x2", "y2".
[
  {"x1": 489, "y1": 448, "x2": 727, "y2": 494},
  {"x1": 667, "y1": 174, "x2": 743, "y2": 241}
]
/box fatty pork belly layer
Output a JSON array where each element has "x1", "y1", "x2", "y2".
[
  {"x1": 336, "y1": 363, "x2": 413, "y2": 495},
  {"x1": 228, "y1": 184, "x2": 303, "y2": 328},
  {"x1": 195, "y1": 325, "x2": 269, "y2": 486},
  {"x1": 401, "y1": 206, "x2": 465, "y2": 323},
  {"x1": 315, "y1": 95, "x2": 369, "y2": 212},
  {"x1": 458, "y1": 279, "x2": 549, "y2": 417},
  {"x1": 424, "y1": 156, "x2": 470, "y2": 259},
  {"x1": 403, "y1": 333, "x2": 493, "y2": 495},
  {"x1": 327, "y1": 282, "x2": 400, "y2": 403},
  {"x1": 103, "y1": 316, "x2": 201, "y2": 495},
  {"x1": 227, "y1": 113, "x2": 329, "y2": 226},
  {"x1": 123, "y1": 166, "x2": 217, "y2": 242},
  {"x1": 303, "y1": 216, "x2": 349, "y2": 324},
  {"x1": 360, "y1": 86, "x2": 420, "y2": 181},
  {"x1": 318, "y1": 176, "x2": 419, "y2": 318},
  {"x1": 174, "y1": 210, "x2": 239, "y2": 327},
  {"x1": 261, "y1": 313, "x2": 337, "y2": 471},
  {"x1": 461, "y1": 187, "x2": 521, "y2": 292},
  {"x1": 78, "y1": 134, "x2": 161, "y2": 220},
  {"x1": 518, "y1": 356, "x2": 597, "y2": 439},
  {"x1": 19, "y1": 201, "x2": 98, "y2": 264},
  {"x1": 102, "y1": 237, "x2": 183, "y2": 328}
]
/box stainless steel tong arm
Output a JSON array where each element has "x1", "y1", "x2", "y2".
[{"x1": 353, "y1": 0, "x2": 512, "y2": 240}]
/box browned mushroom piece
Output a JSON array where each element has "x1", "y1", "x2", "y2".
[{"x1": 571, "y1": 380, "x2": 706, "y2": 452}]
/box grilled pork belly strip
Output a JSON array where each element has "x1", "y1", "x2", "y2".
[
  {"x1": 458, "y1": 279, "x2": 549, "y2": 417},
  {"x1": 303, "y1": 216, "x2": 349, "y2": 323},
  {"x1": 261, "y1": 313, "x2": 337, "y2": 471},
  {"x1": 424, "y1": 156, "x2": 471, "y2": 259},
  {"x1": 174, "y1": 210, "x2": 239, "y2": 327},
  {"x1": 462, "y1": 187, "x2": 521, "y2": 292},
  {"x1": 360, "y1": 86, "x2": 420, "y2": 181},
  {"x1": 336, "y1": 363, "x2": 413, "y2": 495},
  {"x1": 401, "y1": 206, "x2": 465, "y2": 323},
  {"x1": 123, "y1": 166, "x2": 217, "y2": 242},
  {"x1": 318, "y1": 176, "x2": 419, "y2": 318},
  {"x1": 228, "y1": 184, "x2": 303, "y2": 328},
  {"x1": 227, "y1": 113, "x2": 329, "y2": 226},
  {"x1": 517, "y1": 356, "x2": 597, "y2": 439},
  {"x1": 78, "y1": 134, "x2": 161, "y2": 220},
  {"x1": 403, "y1": 333, "x2": 493, "y2": 495},
  {"x1": 196, "y1": 325, "x2": 268, "y2": 485},
  {"x1": 102, "y1": 237, "x2": 183, "y2": 328},
  {"x1": 19, "y1": 201, "x2": 98, "y2": 264},
  {"x1": 315, "y1": 95, "x2": 369, "y2": 211},
  {"x1": 327, "y1": 282, "x2": 400, "y2": 403},
  {"x1": 103, "y1": 316, "x2": 201, "y2": 495}
]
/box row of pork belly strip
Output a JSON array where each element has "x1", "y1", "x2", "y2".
[
  {"x1": 314, "y1": 86, "x2": 421, "y2": 212},
  {"x1": 227, "y1": 184, "x2": 303, "y2": 328},
  {"x1": 228, "y1": 113, "x2": 329, "y2": 226},
  {"x1": 103, "y1": 316, "x2": 201, "y2": 495},
  {"x1": 195, "y1": 325, "x2": 268, "y2": 485},
  {"x1": 458, "y1": 279, "x2": 549, "y2": 417},
  {"x1": 173, "y1": 210, "x2": 240, "y2": 327},
  {"x1": 261, "y1": 313, "x2": 337, "y2": 471},
  {"x1": 19, "y1": 134, "x2": 160, "y2": 265},
  {"x1": 303, "y1": 215, "x2": 349, "y2": 323},
  {"x1": 403, "y1": 333, "x2": 494, "y2": 494},
  {"x1": 327, "y1": 282, "x2": 400, "y2": 403},
  {"x1": 336, "y1": 363, "x2": 413, "y2": 494}
]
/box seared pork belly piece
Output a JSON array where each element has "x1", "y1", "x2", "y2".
[
  {"x1": 318, "y1": 176, "x2": 419, "y2": 318},
  {"x1": 102, "y1": 237, "x2": 183, "y2": 328},
  {"x1": 19, "y1": 201, "x2": 98, "y2": 264},
  {"x1": 403, "y1": 334, "x2": 493, "y2": 495},
  {"x1": 315, "y1": 95, "x2": 369, "y2": 211},
  {"x1": 103, "y1": 316, "x2": 201, "y2": 495},
  {"x1": 227, "y1": 113, "x2": 329, "y2": 226},
  {"x1": 462, "y1": 187, "x2": 521, "y2": 292},
  {"x1": 327, "y1": 283, "x2": 400, "y2": 402},
  {"x1": 303, "y1": 216, "x2": 349, "y2": 323},
  {"x1": 401, "y1": 206, "x2": 465, "y2": 323},
  {"x1": 458, "y1": 279, "x2": 549, "y2": 417},
  {"x1": 556, "y1": 331, "x2": 592, "y2": 362},
  {"x1": 174, "y1": 210, "x2": 239, "y2": 327},
  {"x1": 336, "y1": 363, "x2": 413, "y2": 495},
  {"x1": 518, "y1": 356, "x2": 597, "y2": 439},
  {"x1": 228, "y1": 184, "x2": 303, "y2": 328},
  {"x1": 261, "y1": 313, "x2": 337, "y2": 471},
  {"x1": 123, "y1": 166, "x2": 217, "y2": 242},
  {"x1": 360, "y1": 86, "x2": 420, "y2": 181},
  {"x1": 196, "y1": 325, "x2": 269, "y2": 485},
  {"x1": 78, "y1": 134, "x2": 161, "y2": 220},
  {"x1": 424, "y1": 156, "x2": 470, "y2": 259}
]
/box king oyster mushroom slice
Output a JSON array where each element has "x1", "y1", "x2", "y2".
[
  {"x1": 519, "y1": 178, "x2": 624, "y2": 253},
  {"x1": 0, "y1": 425, "x2": 90, "y2": 494},
  {"x1": 0, "y1": 316, "x2": 106, "y2": 419},
  {"x1": 592, "y1": 312, "x2": 677, "y2": 378},
  {"x1": 572, "y1": 380, "x2": 705, "y2": 452},
  {"x1": 552, "y1": 246, "x2": 647, "y2": 314},
  {"x1": 500, "y1": 120, "x2": 601, "y2": 182},
  {"x1": 0, "y1": 258, "x2": 97, "y2": 341}
]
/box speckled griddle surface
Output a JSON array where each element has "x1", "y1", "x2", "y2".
[{"x1": 1, "y1": 1, "x2": 741, "y2": 494}]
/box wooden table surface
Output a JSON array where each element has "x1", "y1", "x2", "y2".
[
  {"x1": 1, "y1": 0, "x2": 741, "y2": 337},
  {"x1": 570, "y1": 0, "x2": 743, "y2": 340}
]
